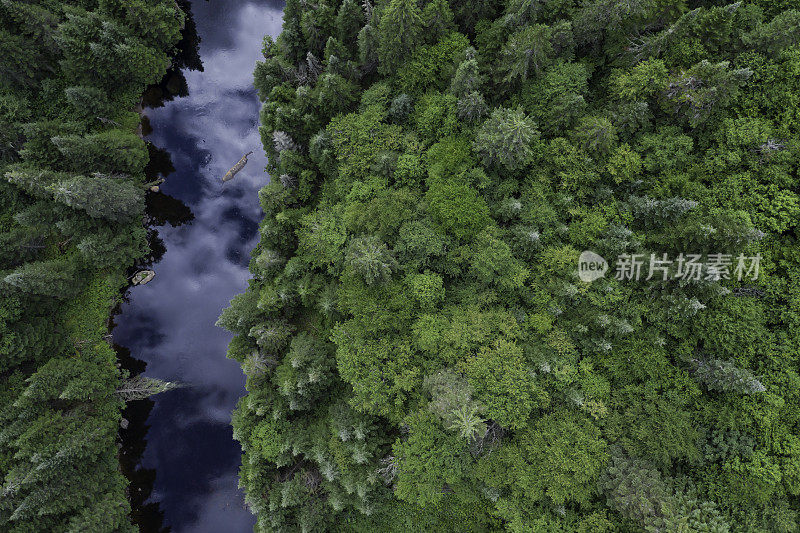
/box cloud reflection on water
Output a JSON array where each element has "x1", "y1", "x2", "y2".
[{"x1": 114, "y1": 2, "x2": 284, "y2": 531}]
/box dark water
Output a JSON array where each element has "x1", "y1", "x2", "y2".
[{"x1": 114, "y1": 2, "x2": 285, "y2": 531}]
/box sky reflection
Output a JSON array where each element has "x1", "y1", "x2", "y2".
[{"x1": 114, "y1": 1, "x2": 285, "y2": 531}]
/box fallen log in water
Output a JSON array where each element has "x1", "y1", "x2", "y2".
[{"x1": 222, "y1": 151, "x2": 253, "y2": 182}]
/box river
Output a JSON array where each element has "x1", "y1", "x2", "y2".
[{"x1": 113, "y1": 2, "x2": 285, "y2": 531}]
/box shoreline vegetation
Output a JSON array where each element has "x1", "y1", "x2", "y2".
[
  {"x1": 0, "y1": 1, "x2": 184, "y2": 531},
  {"x1": 222, "y1": 0, "x2": 800, "y2": 531}
]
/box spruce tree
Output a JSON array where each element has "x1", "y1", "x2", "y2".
[
  {"x1": 51, "y1": 130, "x2": 148, "y2": 175},
  {"x1": 51, "y1": 175, "x2": 143, "y2": 222},
  {"x1": 473, "y1": 106, "x2": 539, "y2": 170},
  {"x1": 345, "y1": 235, "x2": 398, "y2": 285},
  {"x1": 3, "y1": 259, "x2": 79, "y2": 299},
  {"x1": 691, "y1": 357, "x2": 766, "y2": 394},
  {"x1": 377, "y1": 0, "x2": 423, "y2": 75},
  {"x1": 336, "y1": 0, "x2": 364, "y2": 53}
]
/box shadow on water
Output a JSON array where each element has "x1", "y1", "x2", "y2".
[
  {"x1": 142, "y1": 0, "x2": 204, "y2": 110},
  {"x1": 117, "y1": 6, "x2": 200, "y2": 524},
  {"x1": 115, "y1": 1, "x2": 286, "y2": 532}
]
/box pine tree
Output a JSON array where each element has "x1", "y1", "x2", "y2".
[
  {"x1": 573, "y1": 116, "x2": 618, "y2": 157},
  {"x1": 278, "y1": 0, "x2": 306, "y2": 64},
  {"x1": 690, "y1": 357, "x2": 765, "y2": 394},
  {"x1": 274, "y1": 333, "x2": 335, "y2": 410},
  {"x1": 336, "y1": 0, "x2": 364, "y2": 54},
  {"x1": 377, "y1": 0, "x2": 423, "y2": 75},
  {"x1": 51, "y1": 130, "x2": 149, "y2": 175},
  {"x1": 421, "y1": 0, "x2": 455, "y2": 44},
  {"x1": 1, "y1": 1, "x2": 59, "y2": 52},
  {"x1": 600, "y1": 448, "x2": 730, "y2": 531},
  {"x1": 63, "y1": 85, "x2": 113, "y2": 121},
  {"x1": 449, "y1": 49, "x2": 484, "y2": 97},
  {"x1": 3, "y1": 259, "x2": 79, "y2": 299},
  {"x1": 77, "y1": 225, "x2": 148, "y2": 268},
  {"x1": 316, "y1": 72, "x2": 359, "y2": 118},
  {"x1": 573, "y1": 0, "x2": 655, "y2": 46},
  {"x1": 65, "y1": 492, "x2": 135, "y2": 533},
  {"x1": 0, "y1": 317, "x2": 68, "y2": 373},
  {"x1": 664, "y1": 60, "x2": 753, "y2": 127},
  {"x1": 457, "y1": 91, "x2": 488, "y2": 123},
  {"x1": 501, "y1": 23, "x2": 572, "y2": 85},
  {"x1": 345, "y1": 235, "x2": 398, "y2": 285},
  {"x1": 5, "y1": 166, "x2": 70, "y2": 199},
  {"x1": 249, "y1": 320, "x2": 295, "y2": 353},
  {"x1": 0, "y1": 30, "x2": 48, "y2": 88},
  {"x1": 388, "y1": 94, "x2": 413, "y2": 123},
  {"x1": 301, "y1": 4, "x2": 334, "y2": 57},
  {"x1": 451, "y1": 0, "x2": 499, "y2": 35},
  {"x1": 502, "y1": 0, "x2": 543, "y2": 29},
  {"x1": 744, "y1": 10, "x2": 800, "y2": 56},
  {"x1": 357, "y1": 18, "x2": 380, "y2": 73},
  {"x1": 115, "y1": 375, "x2": 181, "y2": 401},
  {"x1": 599, "y1": 449, "x2": 670, "y2": 526},
  {"x1": 423, "y1": 369, "x2": 487, "y2": 441},
  {"x1": 98, "y1": 0, "x2": 183, "y2": 51},
  {"x1": 629, "y1": 195, "x2": 698, "y2": 228},
  {"x1": 0, "y1": 226, "x2": 46, "y2": 267},
  {"x1": 51, "y1": 175, "x2": 143, "y2": 222},
  {"x1": 473, "y1": 106, "x2": 540, "y2": 170},
  {"x1": 57, "y1": 8, "x2": 170, "y2": 89}
]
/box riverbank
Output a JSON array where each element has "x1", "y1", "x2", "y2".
[{"x1": 0, "y1": 2, "x2": 185, "y2": 530}]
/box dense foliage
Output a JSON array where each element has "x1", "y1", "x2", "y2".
[
  {"x1": 224, "y1": 0, "x2": 800, "y2": 531},
  {"x1": 227, "y1": 0, "x2": 800, "y2": 532},
  {"x1": 0, "y1": 1, "x2": 183, "y2": 531}
]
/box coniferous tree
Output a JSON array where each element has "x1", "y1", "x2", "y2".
[
  {"x1": 451, "y1": 0, "x2": 499, "y2": 35},
  {"x1": 473, "y1": 106, "x2": 539, "y2": 170},
  {"x1": 600, "y1": 448, "x2": 730, "y2": 531},
  {"x1": 115, "y1": 375, "x2": 180, "y2": 401},
  {"x1": 449, "y1": 48, "x2": 484, "y2": 97},
  {"x1": 423, "y1": 369, "x2": 487, "y2": 441},
  {"x1": 63, "y1": 85, "x2": 113, "y2": 121},
  {"x1": 421, "y1": 0, "x2": 455, "y2": 44},
  {"x1": 51, "y1": 130, "x2": 148, "y2": 175},
  {"x1": 5, "y1": 166, "x2": 69, "y2": 198},
  {"x1": 0, "y1": 226, "x2": 46, "y2": 266},
  {"x1": 336, "y1": 0, "x2": 364, "y2": 54},
  {"x1": 690, "y1": 357, "x2": 766, "y2": 394},
  {"x1": 357, "y1": 10, "x2": 380, "y2": 73},
  {"x1": 76, "y1": 225, "x2": 148, "y2": 267},
  {"x1": 250, "y1": 320, "x2": 295, "y2": 353},
  {"x1": 573, "y1": 116, "x2": 618, "y2": 157},
  {"x1": 275, "y1": 333, "x2": 335, "y2": 410},
  {"x1": 215, "y1": 289, "x2": 264, "y2": 335},
  {"x1": 279, "y1": 0, "x2": 306, "y2": 64},
  {"x1": 0, "y1": 29, "x2": 51, "y2": 88},
  {"x1": 3, "y1": 259, "x2": 79, "y2": 299},
  {"x1": 456, "y1": 91, "x2": 488, "y2": 123},
  {"x1": 377, "y1": 0, "x2": 423, "y2": 75},
  {"x1": 500, "y1": 22, "x2": 573, "y2": 85},
  {"x1": 345, "y1": 235, "x2": 398, "y2": 285},
  {"x1": 51, "y1": 176, "x2": 143, "y2": 222}
]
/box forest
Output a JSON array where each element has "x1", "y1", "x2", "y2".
[
  {"x1": 219, "y1": 0, "x2": 800, "y2": 531},
  {"x1": 0, "y1": 1, "x2": 184, "y2": 531}
]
